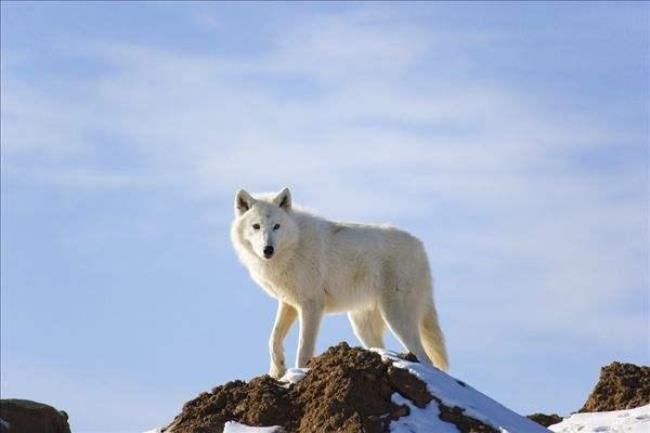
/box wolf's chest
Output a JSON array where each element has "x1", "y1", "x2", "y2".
[{"x1": 252, "y1": 267, "x2": 305, "y2": 302}]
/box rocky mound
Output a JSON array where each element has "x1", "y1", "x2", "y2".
[
  {"x1": 0, "y1": 399, "x2": 71, "y2": 433},
  {"x1": 579, "y1": 362, "x2": 650, "y2": 412},
  {"x1": 162, "y1": 342, "x2": 547, "y2": 433}
]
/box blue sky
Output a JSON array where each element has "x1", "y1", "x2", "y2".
[{"x1": 1, "y1": 2, "x2": 648, "y2": 432}]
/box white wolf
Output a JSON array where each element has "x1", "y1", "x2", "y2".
[{"x1": 230, "y1": 188, "x2": 448, "y2": 378}]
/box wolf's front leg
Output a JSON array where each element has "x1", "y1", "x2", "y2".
[
  {"x1": 296, "y1": 301, "x2": 324, "y2": 368},
  {"x1": 269, "y1": 301, "x2": 297, "y2": 378}
]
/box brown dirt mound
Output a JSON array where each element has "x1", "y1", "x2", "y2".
[
  {"x1": 0, "y1": 399, "x2": 71, "y2": 433},
  {"x1": 527, "y1": 413, "x2": 562, "y2": 428},
  {"x1": 580, "y1": 362, "x2": 650, "y2": 412},
  {"x1": 163, "y1": 342, "x2": 498, "y2": 433}
]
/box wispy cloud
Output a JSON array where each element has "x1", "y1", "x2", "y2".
[
  {"x1": 3, "y1": 8, "x2": 647, "y2": 332},
  {"x1": 1, "y1": 3, "x2": 647, "y2": 423}
]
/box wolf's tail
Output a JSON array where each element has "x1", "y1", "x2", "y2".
[{"x1": 420, "y1": 302, "x2": 449, "y2": 371}]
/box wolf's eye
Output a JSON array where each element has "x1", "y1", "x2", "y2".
[
  {"x1": 252, "y1": 224, "x2": 260, "y2": 230},
  {"x1": 273, "y1": 224, "x2": 281, "y2": 231}
]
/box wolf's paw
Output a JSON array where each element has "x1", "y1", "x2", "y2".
[{"x1": 269, "y1": 363, "x2": 286, "y2": 379}]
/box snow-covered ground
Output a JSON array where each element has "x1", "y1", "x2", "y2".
[
  {"x1": 374, "y1": 349, "x2": 550, "y2": 433},
  {"x1": 549, "y1": 405, "x2": 650, "y2": 433}
]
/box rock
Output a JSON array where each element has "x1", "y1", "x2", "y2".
[
  {"x1": 579, "y1": 362, "x2": 650, "y2": 412},
  {"x1": 527, "y1": 413, "x2": 563, "y2": 427},
  {"x1": 161, "y1": 342, "x2": 518, "y2": 433},
  {"x1": 0, "y1": 399, "x2": 71, "y2": 433}
]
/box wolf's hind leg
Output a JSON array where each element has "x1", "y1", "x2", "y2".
[
  {"x1": 269, "y1": 302, "x2": 297, "y2": 378},
  {"x1": 348, "y1": 307, "x2": 385, "y2": 349},
  {"x1": 379, "y1": 295, "x2": 432, "y2": 364}
]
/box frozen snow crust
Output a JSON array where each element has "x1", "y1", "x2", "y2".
[
  {"x1": 161, "y1": 342, "x2": 548, "y2": 433},
  {"x1": 550, "y1": 405, "x2": 650, "y2": 433},
  {"x1": 375, "y1": 349, "x2": 548, "y2": 433}
]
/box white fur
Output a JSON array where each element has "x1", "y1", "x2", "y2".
[{"x1": 230, "y1": 188, "x2": 448, "y2": 378}]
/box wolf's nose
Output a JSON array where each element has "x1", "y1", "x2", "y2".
[{"x1": 263, "y1": 245, "x2": 274, "y2": 258}]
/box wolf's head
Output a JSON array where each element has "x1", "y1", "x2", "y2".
[{"x1": 231, "y1": 187, "x2": 299, "y2": 262}]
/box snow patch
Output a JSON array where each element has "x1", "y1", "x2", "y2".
[
  {"x1": 280, "y1": 367, "x2": 309, "y2": 385},
  {"x1": 223, "y1": 421, "x2": 283, "y2": 433},
  {"x1": 143, "y1": 423, "x2": 285, "y2": 433},
  {"x1": 390, "y1": 393, "x2": 459, "y2": 433},
  {"x1": 550, "y1": 404, "x2": 650, "y2": 433},
  {"x1": 374, "y1": 349, "x2": 549, "y2": 433}
]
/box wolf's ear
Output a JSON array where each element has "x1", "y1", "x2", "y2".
[
  {"x1": 273, "y1": 187, "x2": 291, "y2": 211},
  {"x1": 235, "y1": 189, "x2": 255, "y2": 216}
]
